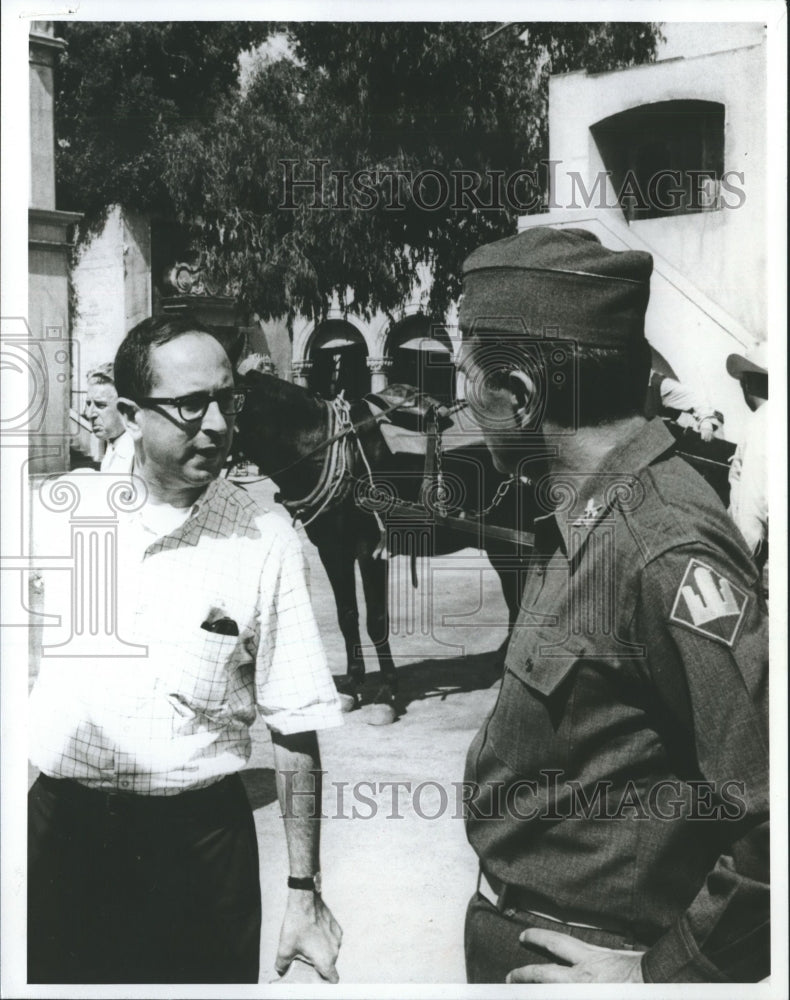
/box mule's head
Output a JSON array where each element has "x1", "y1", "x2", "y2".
[
  {"x1": 233, "y1": 367, "x2": 323, "y2": 472},
  {"x1": 233, "y1": 368, "x2": 274, "y2": 467}
]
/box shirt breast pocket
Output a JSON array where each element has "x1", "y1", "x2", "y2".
[
  {"x1": 487, "y1": 630, "x2": 585, "y2": 775},
  {"x1": 171, "y1": 631, "x2": 242, "y2": 715}
]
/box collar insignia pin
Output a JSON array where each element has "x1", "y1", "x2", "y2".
[{"x1": 574, "y1": 497, "x2": 603, "y2": 527}]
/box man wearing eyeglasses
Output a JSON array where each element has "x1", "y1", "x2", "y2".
[{"x1": 28, "y1": 316, "x2": 344, "y2": 984}]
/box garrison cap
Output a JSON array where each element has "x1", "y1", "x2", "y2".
[{"x1": 459, "y1": 227, "x2": 653, "y2": 348}]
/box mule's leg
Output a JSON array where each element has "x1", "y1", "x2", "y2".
[
  {"x1": 317, "y1": 546, "x2": 366, "y2": 689},
  {"x1": 357, "y1": 553, "x2": 398, "y2": 692},
  {"x1": 357, "y1": 553, "x2": 400, "y2": 725}
]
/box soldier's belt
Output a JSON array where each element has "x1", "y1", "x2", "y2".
[{"x1": 477, "y1": 868, "x2": 630, "y2": 936}]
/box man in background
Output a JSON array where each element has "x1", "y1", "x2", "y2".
[
  {"x1": 644, "y1": 367, "x2": 723, "y2": 441},
  {"x1": 84, "y1": 361, "x2": 135, "y2": 473},
  {"x1": 726, "y1": 342, "x2": 768, "y2": 572}
]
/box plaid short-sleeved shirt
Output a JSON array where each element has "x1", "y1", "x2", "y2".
[{"x1": 29, "y1": 476, "x2": 343, "y2": 795}]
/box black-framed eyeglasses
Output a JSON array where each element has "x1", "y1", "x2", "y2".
[{"x1": 136, "y1": 387, "x2": 249, "y2": 422}]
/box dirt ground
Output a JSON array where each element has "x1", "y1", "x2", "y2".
[
  {"x1": 28, "y1": 477, "x2": 510, "y2": 985},
  {"x1": 246, "y1": 480, "x2": 508, "y2": 984}
]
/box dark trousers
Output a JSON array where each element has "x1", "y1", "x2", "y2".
[
  {"x1": 465, "y1": 891, "x2": 644, "y2": 984},
  {"x1": 28, "y1": 773, "x2": 262, "y2": 984}
]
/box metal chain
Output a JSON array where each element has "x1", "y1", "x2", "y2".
[
  {"x1": 470, "y1": 475, "x2": 516, "y2": 518},
  {"x1": 432, "y1": 402, "x2": 516, "y2": 521},
  {"x1": 433, "y1": 410, "x2": 447, "y2": 515}
]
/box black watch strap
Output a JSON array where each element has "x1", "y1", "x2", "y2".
[{"x1": 288, "y1": 873, "x2": 321, "y2": 892}]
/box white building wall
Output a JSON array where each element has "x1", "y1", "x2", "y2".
[
  {"x1": 547, "y1": 40, "x2": 766, "y2": 337},
  {"x1": 522, "y1": 32, "x2": 767, "y2": 443},
  {"x1": 71, "y1": 205, "x2": 151, "y2": 386},
  {"x1": 658, "y1": 22, "x2": 765, "y2": 60},
  {"x1": 122, "y1": 209, "x2": 152, "y2": 336}
]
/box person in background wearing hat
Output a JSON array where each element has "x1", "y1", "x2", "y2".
[
  {"x1": 459, "y1": 227, "x2": 769, "y2": 984},
  {"x1": 726, "y1": 342, "x2": 768, "y2": 573},
  {"x1": 84, "y1": 362, "x2": 136, "y2": 473},
  {"x1": 644, "y1": 368, "x2": 723, "y2": 441}
]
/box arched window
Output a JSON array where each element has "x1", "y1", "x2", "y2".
[
  {"x1": 308, "y1": 320, "x2": 370, "y2": 399},
  {"x1": 386, "y1": 315, "x2": 455, "y2": 405},
  {"x1": 591, "y1": 100, "x2": 725, "y2": 220}
]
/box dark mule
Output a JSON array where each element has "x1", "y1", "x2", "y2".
[{"x1": 234, "y1": 370, "x2": 531, "y2": 713}]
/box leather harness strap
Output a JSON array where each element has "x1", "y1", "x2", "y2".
[
  {"x1": 279, "y1": 395, "x2": 354, "y2": 527},
  {"x1": 269, "y1": 392, "x2": 535, "y2": 552}
]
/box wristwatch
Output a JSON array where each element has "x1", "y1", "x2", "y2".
[{"x1": 287, "y1": 872, "x2": 322, "y2": 894}]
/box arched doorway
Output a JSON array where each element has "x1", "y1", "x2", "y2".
[
  {"x1": 308, "y1": 320, "x2": 370, "y2": 399},
  {"x1": 386, "y1": 315, "x2": 455, "y2": 405}
]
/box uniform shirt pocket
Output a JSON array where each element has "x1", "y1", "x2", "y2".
[{"x1": 487, "y1": 629, "x2": 585, "y2": 774}]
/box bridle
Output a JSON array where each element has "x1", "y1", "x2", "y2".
[
  {"x1": 230, "y1": 389, "x2": 535, "y2": 549},
  {"x1": 228, "y1": 388, "x2": 427, "y2": 485}
]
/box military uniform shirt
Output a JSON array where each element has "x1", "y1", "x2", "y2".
[{"x1": 465, "y1": 417, "x2": 768, "y2": 983}]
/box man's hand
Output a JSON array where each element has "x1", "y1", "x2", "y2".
[
  {"x1": 507, "y1": 928, "x2": 644, "y2": 984},
  {"x1": 272, "y1": 731, "x2": 339, "y2": 978},
  {"x1": 275, "y1": 890, "x2": 342, "y2": 983},
  {"x1": 698, "y1": 417, "x2": 716, "y2": 442}
]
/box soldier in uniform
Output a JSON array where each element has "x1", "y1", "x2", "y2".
[{"x1": 458, "y1": 227, "x2": 769, "y2": 983}]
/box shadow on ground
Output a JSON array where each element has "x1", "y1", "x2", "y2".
[{"x1": 336, "y1": 645, "x2": 505, "y2": 717}]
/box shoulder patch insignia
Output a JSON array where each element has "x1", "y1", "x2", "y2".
[{"x1": 669, "y1": 558, "x2": 749, "y2": 646}]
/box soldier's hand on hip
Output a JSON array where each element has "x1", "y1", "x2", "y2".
[{"x1": 507, "y1": 928, "x2": 644, "y2": 983}]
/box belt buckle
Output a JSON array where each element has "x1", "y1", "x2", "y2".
[{"x1": 477, "y1": 871, "x2": 598, "y2": 928}]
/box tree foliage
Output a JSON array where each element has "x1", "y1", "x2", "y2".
[
  {"x1": 54, "y1": 21, "x2": 271, "y2": 236},
  {"x1": 55, "y1": 21, "x2": 661, "y2": 321},
  {"x1": 163, "y1": 22, "x2": 660, "y2": 323}
]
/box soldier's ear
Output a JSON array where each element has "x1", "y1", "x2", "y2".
[
  {"x1": 509, "y1": 370, "x2": 538, "y2": 429},
  {"x1": 116, "y1": 398, "x2": 142, "y2": 438}
]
